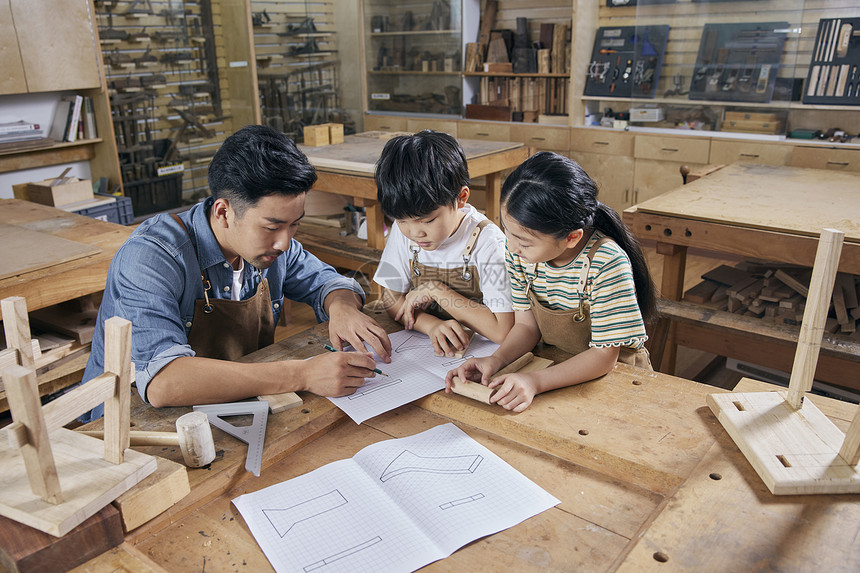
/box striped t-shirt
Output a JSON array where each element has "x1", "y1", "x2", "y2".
[{"x1": 506, "y1": 231, "x2": 647, "y2": 350}]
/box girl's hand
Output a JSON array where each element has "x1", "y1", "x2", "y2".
[
  {"x1": 445, "y1": 355, "x2": 505, "y2": 391},
  {"x1": 488, "y1": 372, "x2": 537, "y2": 412},
  {"x1": 428, "y1": 319, "x2": 471, "y2": 357}
]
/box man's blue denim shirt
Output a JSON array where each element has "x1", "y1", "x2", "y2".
[{"x1": 81, "y1": 196, "x2": 364, "y2": 416}]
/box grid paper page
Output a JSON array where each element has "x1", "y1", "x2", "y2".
[
  {"x1": 232, "y1": 423, "x2": 560, "y2": 573},
  {"x1": 327, "y1": 330, "x2": 499, "y2": 424}
]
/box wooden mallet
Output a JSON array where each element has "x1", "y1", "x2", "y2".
[{"x1": 80, "y1": 411, "x2": 216, "y2": 468}]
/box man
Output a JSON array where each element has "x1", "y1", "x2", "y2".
[{"x1": 82, "y1": 125, "x2": 391, "y2": 418}]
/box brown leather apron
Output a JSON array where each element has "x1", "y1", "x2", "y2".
[
  {"x1": 408, "y1": 219, "x2": 490, "y2": 320},
  {"x1": 525, "y1": 235, "x2": 652, "y2": 369},
  {"x1": 172, "y1": 214, "x2": 276, "y2": 361}
]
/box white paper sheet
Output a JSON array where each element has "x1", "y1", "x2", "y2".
[
  {"x1": 233, "y1": 423, "x2": 560, "y2": 573},
  {"x1": 327, "y1": 330, "x2": 499, "y2": 424}
]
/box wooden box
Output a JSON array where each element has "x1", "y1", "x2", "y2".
[
  {"x1": 303, "y1": 124, "x2": 330, "y2": 147},
  {"x1": 303, "y1": 123, "x2": 344, "y2": 147},
  {"x1": 327, "y1": 123, "x2": 344, "y2": 145},
  {"x1": 24, "y1": 178, "x2": 94, "y2": 207}
]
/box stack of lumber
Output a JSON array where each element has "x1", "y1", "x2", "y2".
[{"x1": 683, "y1": 261, "x2": 860, "y2": 337}]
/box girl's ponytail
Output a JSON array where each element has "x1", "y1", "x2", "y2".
[{"x1": 592, "y1": 203, "x2": 658, "y2": 324}]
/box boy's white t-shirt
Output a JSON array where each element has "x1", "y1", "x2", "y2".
[{"x1": 372, "y1": 204, "x2": 513, "y2": 314}]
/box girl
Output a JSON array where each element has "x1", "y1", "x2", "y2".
[{"x1": 445, "y1": 151, "x2": 657, "y2": 412}]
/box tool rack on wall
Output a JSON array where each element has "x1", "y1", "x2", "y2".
[
  {"x1": 95, "y1": 0, "x2": 234, "y2": 210},
  {"x1": 251, "y1": 1, "x2": 353, "y2": 143}
]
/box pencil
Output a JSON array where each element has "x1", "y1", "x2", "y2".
[{"x1": 323, "y1": 344, "x2": 389, "y2": 376}]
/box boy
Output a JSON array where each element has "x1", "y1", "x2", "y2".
[{"x1": 373, "y1": 130, "x2": 514, "y2": 356}]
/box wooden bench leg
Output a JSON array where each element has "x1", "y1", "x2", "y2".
[{"x1": 657, "y1": 242, "x2": 687, "y2": 375}]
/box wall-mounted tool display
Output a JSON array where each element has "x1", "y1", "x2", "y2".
[
  {"x1": 688, "y1": 22, "x2": 788, "y2": 103},
  {"x1": 584, "y1": 26, "x2": 669, "y2": 99},
  {"x1": 803, "y1": 17, "x2": 860, "y2": 106}
]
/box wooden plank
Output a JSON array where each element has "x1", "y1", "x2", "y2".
[
  {"x1": 0, "y1": 224, "x2": 100, "y2": 282},
  {"x1": 707, "y1": 390, "x2": 860, "y2": 495},
  {"x1": 634, "y1": 164, "x2": 860, "y2": 242},
  {"x1": 616, "y1": 427, "x2": 860, "y2": 572},
  {"x1": 111, "y1": 457, "x2": 190, "y2": 533},
  {"x1": 0, "y1": 504, "x2": 124, "y2": 573},
  {"x1": 787, "y1": 229, "x2": 843, "y2": 408}
]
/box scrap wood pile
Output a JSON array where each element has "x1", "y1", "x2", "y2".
[{"x1": 683, "y1": 261, "x2": 860, "y2": 337}]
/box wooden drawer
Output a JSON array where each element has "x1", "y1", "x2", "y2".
[
  {"x1": 634, "y1": 134, "x2": 710, "y2": 164},
  {"x1": 709, "y1": 140, "x2": 792, "y2": 166},
  {"x1": 510, "y1": 124, "x2": 570, "y2": 151},
  {"x1": 458, "y1": 121, "x2": 512, "y2": 142},
  {"x1": 406, "y1": 118, "x2": 459, "y2": 137},
  {"x1": 790, "y1": 146, "x2": 860, "y2": 173},
  {"x1": 363, "y1": 115, "x2": 407, "y2": 132},
  {"x1": 569, "y1": 128, "x2": 633, "y2": 156}
]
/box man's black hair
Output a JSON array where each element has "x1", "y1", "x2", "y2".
[
  {"x1": 375, "y1": 130, "x2": 470, "y2": 220},
  {"x1": 208, "y1": 124, "x2": 317, "y2": 216}
]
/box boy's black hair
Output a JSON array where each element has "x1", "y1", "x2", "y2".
[
  {"x1": 375, "y1": 130, "x2": 470, "y2": 220},
  {"x1": 208, "y1": 124, "x2": 317, "y2": 216},
  {"x1": 501, "y1": 151, "x2": 658, "y2": 324}
]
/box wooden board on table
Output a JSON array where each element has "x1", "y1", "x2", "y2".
[
  {"x1": 111, "y1": 457, "x2": 190, "y2": 533},
  {"x1": 633, "y1": 164, "x2": 860, "y2": 241},
  {"x1": 0, "y1": 223, "x2": 100, "y2": 281},
  {"x1": 707, "y1": 390, "x2": 860, "y2": 495},
  {"x1": 299, "y1": 134, "x2": 524, "y2": 176},
  {"x1": 0, "y1": 429, "x2": 157, "y2": 537}
]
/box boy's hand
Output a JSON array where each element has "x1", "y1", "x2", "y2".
[
  {"x1": 488, "y1": 372, "x2": 537, "y2": 412},
  {"x1": 445, "y1": 355, "x2": 504, "y2": 391},
  {"x1": 395, "y1": 281, "x2": 448, "y2": 329},
  {"x1": 428, "y1": 319, "x2": 471, "y2": 357}
]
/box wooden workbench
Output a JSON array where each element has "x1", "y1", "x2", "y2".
[
  {"x1": 78, "y1": 309, "x2": 859, "y2": 572},
  {"x1": 299, "y1": 133, "x2": 530, "y2": 250},
  {"x1": 0, "y1": 199, "x2": 133, "y2": 319},
  {"x1": 0, "y1": 199, "x2": 134, "y2": 411},
  {"x1": 624, "y1": 163, "x2": 860, "y2": 393}
]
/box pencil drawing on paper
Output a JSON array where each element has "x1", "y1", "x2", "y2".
[
  {"x1": 380, "y1": 450, "x2": 484, "y2": 482},
  {"x1": 262, "y1": 489, "x2": 347, "y2": 537},
  {"x1": 347, "y1": 378, "x2": 402, "y2": 399},
  {"x1": 394, "y1": 333, "x2": 431, "y2": 353},
  {"x1": 440, "y1": 493, "x2": 485, "y2": 510},
  {"x1": 304, "y1": 537, "x2": 383, "y2": 572}
]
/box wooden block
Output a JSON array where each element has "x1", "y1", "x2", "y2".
[
  {"x1": 839, "y1": 273, "x2": 858, "y2": 309},
  {"x1": 737, "y1": 279, "x2": 764, "y2": 304},
  {"x1": 257, "y1": 391, "x2": 303, "y2": 414},
  {"x1": 833, "y1": 279, "x2": 850, "y2": 326},
  {"x1": 464, "y1": 43, "x2": 479, "y2": 73},
  {"x1": 483, "y1": 62, "x2": 513, "y2": 73},
  {"x1": 326, "y1": 123, "x2": 344, "y2": 145},
  {"x1": 825, "y1": 317, "x2": 840, "y2": 333},
  {"x1": 29, "y1": 306, "x2": 97, "y2": 345},
  {"x1": 451, "y1": 329, "x2": 476, "y2": 359},
  {"x1": 551, "y1": 24, "x2": 567, "y2": 74},
  {"x1": 0, "y1": 504, "x2": 123, "y2": 573},
  {"x1": 303, "y1": 125, "x2": 329, "y2": 147},
  {"x1": 774, "y1": 269, "x2": 809, "y2": 298},
  {"x1": 112, "y1": 457, "x2": 189, "y2": 533},
  {"x1": 702, "y1": 265, "x2": 753, "y2": 287},
  {"x1": 683, "y1": 280, "x2": 720, "y2": 304},
  {"x1": 487, "y1": 36, "x2": 509, "y2": 64},
  {"x1": 710, "y1": 285, "x2": 729, "y2": 303},
  {"x1": 708, "y1": 390, "x2": 860, "y2": 494},
  {"x1": 450, "y1": 353, "x2": 553, "y2": 405},
  {"x1": 465, "y1": 104, "x2": 512, "y2": 122},
  {"x1": 26, "y1": 178, "x2": 93, "y2": 208},
  {"x1": 779, "y1": 294, "x2": 803, "y2": 311},
  {"x1": 68, "y1": 542, "x2": 169, "y2": 572},
  {"x1": 537, "y1": 49, "x2": 551, "y2": 74}
]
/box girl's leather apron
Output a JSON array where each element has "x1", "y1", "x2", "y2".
[
  {"x1": 408, "y1": 219, "x2": 490, "y2": 320},
  {"x1": 525, "y1": 235, "x2": 652, "y2": 369},
  {"x1": 172, "y1": 214, "x2": 276, "y2": 361}
]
